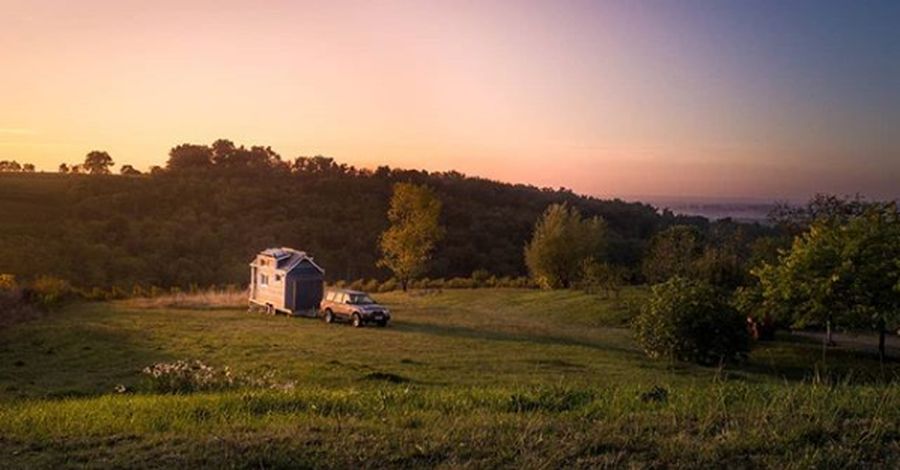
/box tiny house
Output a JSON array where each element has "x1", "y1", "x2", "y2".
[{"x1": 248, "y1": 247, "x2": 324, "y2": 315}]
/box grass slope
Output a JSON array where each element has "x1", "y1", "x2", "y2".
[{"x1": 1, "y1": 288, "x2": 899, "y2": 468}]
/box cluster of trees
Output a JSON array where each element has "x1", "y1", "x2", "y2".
[
  {"x1": 626, "y1": 195, "x2": 899, "y2": 364},
  {"x1": 58, "y1": 151, "x2": 127, "y2": 175},
  {"x1": 5, "y1": 138, "x2": 894, "y2": 365},
  {"x1": 0, "y1": 161, "x2": 35, "y2": 172},
  {"x1": 750, "y1": 197, "x2": 899, "y2": 360},
  {"x1": 2, "y1": 138, "x2": 693, "y2": 290}
]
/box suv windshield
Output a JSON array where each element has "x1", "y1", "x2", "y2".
[{"x1": 348, "y1": 293, "x2": 375, "y2": 305}]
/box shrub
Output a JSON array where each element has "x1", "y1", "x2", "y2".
[
  {"x1": 0, "y1": 274, "x2": 17, "y2": 291},
  {"x1": 471, "y1": 269, "x2": 491, "y2": 286},
  {"x1": 446, "y1": 277, "x2": 475, "y2": 289},
  {"x1": 634, "y1": 276, "x2": 750, "y2": 365},
  {"x1": 27, "y1": 276, "x2": 75, "y2": 309},
  {"x1": 362, "y1": 278, "x2": 380, "y2": 293},
  {"x1": 411, "y1": 277, "x2": 444, "y2": 289},
  {"x1": 378, "y1": 278, "x2": 399, "y2": 292},
  {"x1": 579, "y1": 259, "x2": 624, "y2": 298}
]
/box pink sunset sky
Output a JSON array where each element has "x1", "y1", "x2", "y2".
[{"x1": 1, "y1": 0, "x2": 897, "y2": 200}]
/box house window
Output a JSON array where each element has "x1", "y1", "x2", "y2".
[
  {"x1": 259, "y1": 274, "x2": 269, "y2": 286},
  {"x1": 275, "y1": 274, "x2": 283, "y2": 282}
]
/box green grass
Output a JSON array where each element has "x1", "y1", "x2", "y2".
[{"x1": 1, "y1": 288, "x2": 899, "y2": 468}]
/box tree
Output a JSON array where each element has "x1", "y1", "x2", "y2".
[
  {"x1": 58, "y1": 163, "x2": 70, "y2": 174},
  {"x1": 120, "y1": 164, "x2": 142, "y2": 176},
  {"x1": 642, "y1": 225, "x2": 703, "y2": 283},
  {"x1": 22, "y1": 163, "x2": 35, "y2": 172},
  {"x1": 769, "y1": 193, "x2": 870, "y2": 235},
  {"x1": 634, "y1": 276, "x2": 750, "y2": 365},
  {"x1": 754, "y1": 202, "x2": 900, "y2": 360},
  {"x1": 378, "y1": 183, "x2": 444, "y2": 291},
  {"x1": 83, "y1": 151, "x2": 114, "y2": 175},
  {"x1": 524, "y1": 203, "x2": 606, "y2": 289},
  {"x1": 0, "y1": 160, "x2": 22, "y2": 172},
  {"x1": 579, "y1": 258, "x2": 624, "y2": 298},
  {"x1": 167, "y1": 144, "x2": 213, "y2": 171}
]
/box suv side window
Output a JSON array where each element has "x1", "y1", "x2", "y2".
[
  {"x1": 325, "y1": 292, "x2": 334, "y2": 302},
  {"x1": 339, "y1": 293, "x2": 348, "y2": 304}
]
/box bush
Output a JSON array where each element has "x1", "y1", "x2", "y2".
[
  {"x1": 578, "y1": 259, "x2": 624, "y2": 298},
  {"x1": 27, "y1": 276, "x2": 75, "y2": 309},
  {"x1": 446, "y1": 277, "x2": 474, "y2": 288},
  {"x1": 634, "y1": 277, "x2": 750, "y2": 365},
  {"x1": 362, "y1": 278, "x2": 380, "y2": 293},
  {"x1": 0, "y1": 274, "x2": 17, "y2": 291},
  {"x1": 378, "y1": 278, "x2": 399, "y2": 292},
  {"x1": 471, "y1": 269, "x2": 491, "y2": 286}
]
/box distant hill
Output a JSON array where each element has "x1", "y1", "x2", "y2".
[{"x1": 0, "y1": 161, "x2": 743, "y2": 289}]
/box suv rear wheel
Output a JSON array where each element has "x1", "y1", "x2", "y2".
[
  {"x1": 351, "y1": 313, "x2": 362, "y2": 328},
  {"x1": 324, "y1": 309, "x2": 334, "y2": 324}
]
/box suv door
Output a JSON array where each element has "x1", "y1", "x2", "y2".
[{"x1": 337, "y1": 293, "x2": 351, "y2": 318}]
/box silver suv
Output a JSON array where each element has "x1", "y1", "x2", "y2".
[{"x1": 320, "y1": 289, "x2": 391, "y2": 327}]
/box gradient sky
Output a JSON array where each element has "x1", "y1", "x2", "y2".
[{"x1": 2, "y1": 0, "x2": 898, "y2": 199}]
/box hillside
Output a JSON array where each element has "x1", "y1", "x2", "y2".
[
  {"x1": 0, "y1": 163, "x2": 710, "y2": 289},
  {"x1": 1, "y1": 289, "x2": 898, "y2": 467}
]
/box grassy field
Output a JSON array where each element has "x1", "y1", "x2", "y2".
[{"x1": 1, "y1": 288, "x2": 899, "y2": 468}]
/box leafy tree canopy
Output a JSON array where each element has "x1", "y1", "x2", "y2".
[
  {"x1": 378, "y1": 183, "x2": 444, "y2": 290},
  {"x1": 754, "y1": 201, "x2": 900, "y2": 358},
  {"x1": 84, "y1": 151, "x2": 114, "y2": 175},
  {"x1": 525, "y1": 203, "x2": 606, "y2": 289}
]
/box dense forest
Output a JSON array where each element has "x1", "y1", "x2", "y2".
[{"x1": 0, "y1": 140, "x2": 770, "y2": 289}]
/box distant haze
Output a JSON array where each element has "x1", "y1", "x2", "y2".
[{"x1": 1, "y1": 0, "x2": 898, "y2": 200}]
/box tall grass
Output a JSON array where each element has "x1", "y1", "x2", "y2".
[
  {"x1": 2, "y1": 383, "x2": 899, "y2": 468},
  {"x1": 122, "y1": 287, "x2": 247, "y2": 310}
]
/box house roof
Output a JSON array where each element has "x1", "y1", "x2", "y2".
[{"x1": 252, "y1": 247, "x2": 325, "y2": 274}]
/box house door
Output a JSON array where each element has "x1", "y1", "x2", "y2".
[{"x1": 293, "y1": 279, "x2": 323, "y2": 310}]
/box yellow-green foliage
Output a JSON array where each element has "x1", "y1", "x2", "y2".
[
  {"x1": 525, "y1": 203, "x2": 606, "y2": 289},
  {"x1": 0, "y1": 274, "x2": 17, "y2": 291},
  {"x1": 378, "y1": 183, "x2": 444, "y2": 290},
  {"x1": 28, "y1": 275, "x2": 73, "y2": 308}
]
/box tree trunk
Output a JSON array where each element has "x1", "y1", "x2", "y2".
[
  {"x1": 878, "y1": 316, "x2": 886, "y2": 364},
  {"x1": 826, "y1": 316, "x2": 834, "y2": 346},
  {"x1": 401, "y1": 278, "x2": 408, "y2": 292}
]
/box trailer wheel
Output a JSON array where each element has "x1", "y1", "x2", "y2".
[{"x1": 324, "y1": 309, "x2": 334, "y2": 324}]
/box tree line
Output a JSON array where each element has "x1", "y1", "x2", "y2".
[{"x1": 2, "y1": 139, "x2": 751, "y2": 290}]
